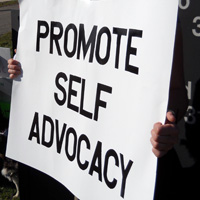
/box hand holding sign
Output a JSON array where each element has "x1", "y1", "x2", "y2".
[
  {"x1": 7, "y1": 58, "x2": 21, "y2": 79},
  {"x1": 151, "y1": 111, "x2": 179, "y2": 158}
]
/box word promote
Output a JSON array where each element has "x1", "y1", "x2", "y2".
[{"x1": 36, "y1": 20, "x2": 143, "y2": 75}]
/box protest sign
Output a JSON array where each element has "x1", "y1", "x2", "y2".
[{"x1": 6, "y1": 0, "x2": 179, "y2": 199}]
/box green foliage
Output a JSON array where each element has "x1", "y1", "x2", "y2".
[
  {"x1": 0, "y1": 31, "x2": 13, "y2": 56},
  {"x1": 0, "y1": 186, "x2": 20, "y2": 200},
  {"x1": 0, "y1": 0, "x2": 18, "y2": 8},
  {"x1": 0, "y1": 32, "x2": 12, "y2": 48}
]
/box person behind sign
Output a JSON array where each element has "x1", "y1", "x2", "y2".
[
  {"x1": 151, "y1": 22, "x2": 188, "y2": 200},
  {"x1": 8, "y1": 22, "x2": 188, "y2": 199},
  {"x1": 150, "y1": 22, "x2": 188, "y2": 158}
]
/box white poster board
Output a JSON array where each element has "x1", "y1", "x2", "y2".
[{"x1": 6, "y1": 0, "x2": 179, "y2": 199}]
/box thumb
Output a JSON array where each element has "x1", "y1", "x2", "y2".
[{"x1": 165, "y1": 111, "x2": 176, "y2": 124}]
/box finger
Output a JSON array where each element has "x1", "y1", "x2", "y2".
[
  {"x1": 8, "y1": 65, "x2": 21, "y2": 71},
  {"x1": 8, "y1": 58, "x2": 19, "y2": 65},
  {"x1": 151, "y1": 137, "x2": 174, "y2": 151},
  {"x1": 165, "y1": 111, "x2": 176, "y2": 124},
  {"x1": 153, "y1": 122, "x2": 162, "y2": 130},
  {"x1": 153, "y1": 124, "x2": 178, "y2": 136},
  {"x1": 9, "y1": 74, "x2": 18, "y2": 79},
  {"x1": 8, "y1": 69, "x2": 21, "y2": 75},
  {"x1": 151, "y1": 132, "x2": 178, "y2": 144},
  {"x1": 152, "y1": 148, "x2": 168, "y2": 158},
  {"x1": 7, "y1": 58, "x2": 13, "y2": 64},
  {"x1": 151, "y1": 138, "x2": 173, "y2": 158},
  {"x1": 8, "y1": 69, "x2": 21, "y2": 76}
]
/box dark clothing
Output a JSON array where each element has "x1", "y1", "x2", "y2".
[
  {"x1": 19, "y1": 163, "x2": 74, "y2": 200},
  {"x1": 154, "y1": 149, "x2": 198, "y2": 200}
]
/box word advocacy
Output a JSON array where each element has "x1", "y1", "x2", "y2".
[
  {"x1": 36, "y1": 20, "x2": 143, "y2": 75},
  {"x1": 28, "y1": 112, "x2": 134, "y2": 198}
]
